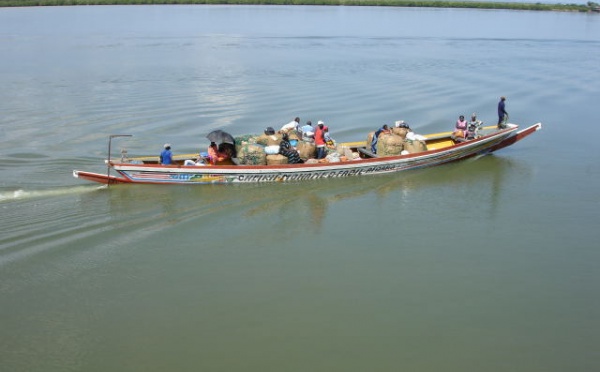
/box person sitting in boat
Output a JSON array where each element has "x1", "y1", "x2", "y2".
[
  {"x1": 300, "y1": 120, "x2": 314, "y2": 142},
  {"x1": 371, "y1": 124, "x2": 390, "y2": 154},
  {"x1": 466, "y1": 113, "x2": 483, "y2": 140},
  {"x1": 184, "y1": 150, "x2": 207, "y2": 166},
  {"x1": 207, "y1": 142, "x2": 229, "y2": 165},
  {"x1": 452, "y1": 115, "x2": 468, "y2": 141},
  {"x1": 324, "y1": 126, "x2": 335, "y2": 149},
  {"x1": 279, "y1": 133, "x2": 304, "y2": 164},
  {"x1": 160, "y1": 143, "x2": 173, "y2": 165}
]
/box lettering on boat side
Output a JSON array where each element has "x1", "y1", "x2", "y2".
[{"x1": 237, "y1": 164, "x2": 396, "y2": 182}]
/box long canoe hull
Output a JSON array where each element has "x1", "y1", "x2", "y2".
[{"x1": 73, "y1": 123, "x2": 541, "y2": 185}]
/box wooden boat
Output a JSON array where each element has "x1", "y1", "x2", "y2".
[{"x1": 73, "y1": 123, "x2": 541, "y2": 185}]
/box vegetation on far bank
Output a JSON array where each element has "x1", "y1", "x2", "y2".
[{"x1": 0, "y1": 0, "x2": 598, "y2": 12}]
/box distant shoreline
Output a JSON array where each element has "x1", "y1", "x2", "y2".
[{"x1": 1, "y1": 0, "x2": 599, "y2": 13}]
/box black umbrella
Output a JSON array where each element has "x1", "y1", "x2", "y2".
[{"x1": 206, "y1": 129, "x2": 235, "y2": 145}]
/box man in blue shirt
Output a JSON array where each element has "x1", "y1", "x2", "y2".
[
  {"x1": 497, "y1": 96, "x2": 508, "y2": 129},
  {"x1": 160, "y1": 144, "x2": 173, "y2": 165},
  {"x1": 300, "y1": 120, "x2": 314, "y2": 141}
]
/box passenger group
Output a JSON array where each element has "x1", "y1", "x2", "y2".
[{"x1": 159, "y1": 96, "x2": 508, "y2": 165}]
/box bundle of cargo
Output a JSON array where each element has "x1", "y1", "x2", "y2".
[
  {"x1": 256, "y1": 133, "x2": 282, "y2": 146},
  {"x1": 403, "y1": 138, "x2": 428, "y2": 154},
  {"x1": 287, "y1": 130, "x2": 300, "y2": 141},
  {"x1": 376, "y1": 133, "x2": 404, "y2": 156},
  {"x1": 237, "y1": 143, "x2": 267, "y2": 165},
  {"x1": 391, "y1": 127, "x2": 410, "y2": 139},
  {"x1": 266, "y1": 154, "x2": 288, "y2": 165},
  {"x1": 234, "y1": 134, "x2": 257, "y2": 146},
  {"x1": 296, "y1": 141, "x2": 316, "y2": 160}
]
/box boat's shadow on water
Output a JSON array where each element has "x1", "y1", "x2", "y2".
[{"x1": 98, "y1": 155, "x2": 532, "y2": 232}]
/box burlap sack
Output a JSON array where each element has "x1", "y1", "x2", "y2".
[
  {"x1": 237, "y1": 144, "x2": 267, "y2": 165},
  {"x1": 366, "y1": 131, "x2": 375, "y2": 150},
  {"x1": 266, "y1": 154, "x2": 288, "y2": 165},
  {"x1": 376, "y1": 133, "x2": 404, "y2": 156},
  {"x1": 391, "y1": 127, "x2": 409, "y2": 139},
  {"x1": 287, "y1": 130, "x2": 300, "y2": 141},
  {"x1": 296, "y1": 141, "x2": 316, "y2": 160},
  {"x1": 256, "y1": 133, "x2": 282, "y2": 146},
  {"x1": 403, "y1": 139, "x2": 428, "y2": 154}
]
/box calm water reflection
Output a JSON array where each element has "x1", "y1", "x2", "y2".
[{"x1": 1, "y1": 5, "x2": 599, "y2": 372}]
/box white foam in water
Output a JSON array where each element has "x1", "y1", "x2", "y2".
[{"x1": 0, "y1": 186, "x2": 104, "y2": 202}]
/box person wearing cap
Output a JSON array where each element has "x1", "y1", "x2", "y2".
[
  {"x1": 497, "y1": 96, "x2": 508, "y2": 129},
  {"x1": 300, "y1": 120, "x2": 314, "y2": 142},
  {"x1": 159, "y1": 144, "x2": 173, "y2": 165},
  {"x1": 314, "y1": 120, "x2": 327, "y2": 159},
  {"x1": 394, "y1": 120, "x2": 409, "y2": 129}
]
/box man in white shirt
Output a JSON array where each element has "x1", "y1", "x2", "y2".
[{"x1": 281, "y1": 117, "x2": 300, "y2": 132}]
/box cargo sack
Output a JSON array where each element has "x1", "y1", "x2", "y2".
[
  {"x1": 403, "y1": 139, "x2": 428, "y2": 154},
  {"x1": 391, "y1": 127, "x2": 409, "y2": 139},
  {"x1": 287, "y1": 130, "x2": 300, "y2": 141},
  {"x1": 235, "y1": 134, "x2": 257, "y2": 146},
  {"x1": 256, "y1": 133, "x2": 282, "y2": 146},
  {"x1": 238, "y1": 144, "x2": 267, "y2": 165},
  {"x1": 266, "y1": 154, "x2": 288, "y2": 165},
  {"x1": 376, "y1": 133, "x2": 404, "y2": 156},
  {"x1": 296, "y1": 141, "x2": 316, "y2": 160}
]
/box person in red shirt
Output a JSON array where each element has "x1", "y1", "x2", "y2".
[{"x1": 314, "y1": 121, "x2": 326, "y2": 159}]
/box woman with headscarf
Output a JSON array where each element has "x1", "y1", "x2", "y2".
[{"x1": 279, "y1": 133, "x2": 304, "y2": 164}]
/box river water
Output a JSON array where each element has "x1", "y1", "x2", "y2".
[{"x1": 1, "y1": 5, "x2": 599, "y2": 372}]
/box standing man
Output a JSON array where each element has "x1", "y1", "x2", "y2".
[
  {"x1": 314, "y1": 120, "x2": 326, "y2": 159},
  {"x1": 497, "y1": 96, "x2": 508, "y2": 129}
]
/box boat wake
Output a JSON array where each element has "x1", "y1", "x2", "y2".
[{"x1": 0, "y1": 185, "x2": 105, "y2": 203}]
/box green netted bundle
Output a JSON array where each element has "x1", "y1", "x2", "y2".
[
  {"x1": 235, "y1": 134, "x2": 258, "y2": 146},
  {"x1": 237, "y1": 143, "x2": 267, "y2": 165}
]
